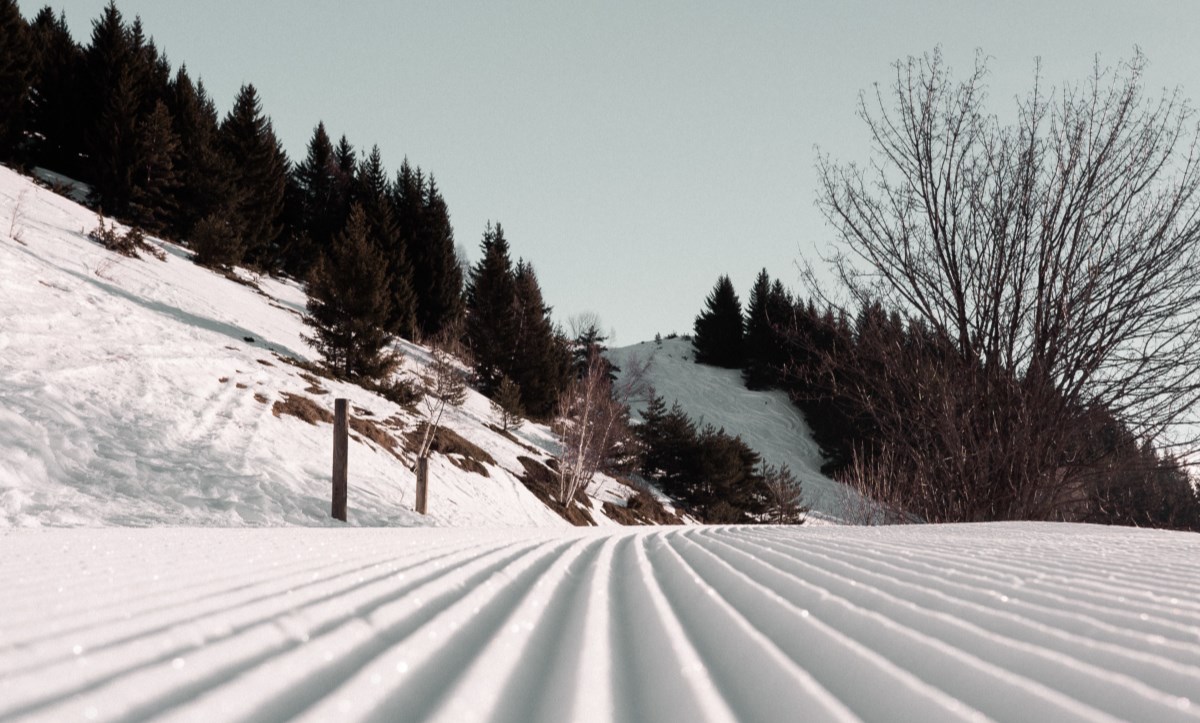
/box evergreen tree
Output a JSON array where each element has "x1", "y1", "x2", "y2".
[
  {"x1": 692, "y1": 426, "x2": 763, "y2": 521},
  {"x1": 83, "y1": 1, "x2": 141, "y2": 214},
  {"x1": 26, "y1": 8, "x2": 84, "y2": 175},
  {"x1": 356, "y1": 145, "x2": 417, "y2": 338},
  {"x1": 743, "y1": 269, "x2": 774, "y2": 388},
  {"x1": 334, "y1": 134, "x2": 356, "y2": 189},
  {"x1": 0, "y1": 0, "x2": 32, "y2": 161},
  {"x1": 275, "y1": 171, "x2": 308, "y2": 277},
  {"x1": 292, "y1": 122, "x2": 341, "y2": 269},
  {"x1": 693, "y1": 274, "x2": 745, "y2": 368},
  {"x1": 743, "y1": 270, "x2": 793, "y2": 389},
  {"x1": 570, "y1": 322, "x2": 619, "y2": 383},
  {"x1": 656, "y1": 402, "x2": 700, "y2": 499},
  {"x1": 355, "y1": 144, "x2": 390, "y2": 203},
  {"x1": 302, "y1": 204, "x2": 395, "y2": 380},
  {"x1": 219, "y1": 83, "x2": 287, "y2": 270},
  {"x1": 127, "y1": 17, "x2": 170, "y2": 114},
  {"x1": 491, "y1": 375, "x2": 524, "y2": 432},
  {"x1": 135, "y1": 35, "x2": 172, "y2": 113},
  {"x1": 635, "y1": 394, "x2": 670, "y2": 478},
  {"x1": 510, "y1": 260, "x2": 570, "y2": 418},
  {"x1": 761, "y1": 462, "x2": 806, "y2": 524},
  {"x1": 414, "y1": 174, "x2": 464, "y2": 337},
  {"x1": 465, "y1": 222, "x2": 517, "y2": 394},
  {"x1": 128, "y1": 99, "x2": 179, "y2": 233},
  {"x1": 190, "y1": 210, "x2": 242, "y2": 269},
  {"x1": 167, "y1": 68, "x2": 231, "y2": 239}
]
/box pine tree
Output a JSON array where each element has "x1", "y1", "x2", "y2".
[
  {"x1": 128, "y1": 99, "x2": 179, "y2": 233},
  {"x1": 510, "y1": 260, "x2": 570, "y2": 418},
  {"x1": 302, "y1": 204, "x2": 396, "y2": 380},
  {"x1": 393, "y1": 164, "x2": 463, "y2": 338},
  {"x1": 570, "y1": 322, "x2": 619, "y2": 383},
  {"x1": 219, "y1": 84, "x2": 287, "y2": 270},
  {"x1": 743, "y1": 270, "x2": 792, "y2": 389},
  {"x1": 657, "y1": 402, "x2": 700, "y2": 499},
  {"x1": 693, "y1": 426, "x2": 763, "y2": 521},
  {"x1": 190, "y1": 210, "x2": 242, "y2": 269},
  {"x1": 292, "y1": 122, "x2": 343, "y2": 268},
  {"x1": 491, "y1": 375, "x2": 524, "y2": 432},
  {"x1": 761, "y1": 462, "x2": 806, "y2": 524},
  {"x1": 167, "y1": 68, "x2": 231, "y2": 239},
  {"x1": 334, "y1": 134, "x2": 356, "y2": 188},
  {"x1": 414, "y1": 174, "x2": 464, "y2": 337},
  {"x1": 26, "y1": 9, "x2": 84, "y2": 175},
  {"x1": 693, "y1": 274, "x2": 745, "y2": 368},
  {"x1": 465, "y1": 222, "x2": 517, "y2": 394},
  {"x1": 0, "y1": 0, "x2": 32, "y2": 161},
  {"x1": 635, "y1": 394, "x2": 670, "y2": 478},
  {"x1": 136, "y1": 35, "x2": 172, "y2": 113},
  {"x1": 356, "y1": 146, "x2": 416, "y2": 338},
  {"x1": 355, "y1": 144, "x2": 390, "y2": 203},
  {"x1": 83, "y1": 1, "x2": 141, "y2": 214}
]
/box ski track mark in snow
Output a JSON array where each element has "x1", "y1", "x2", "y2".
[{"x1": 3, "y1": 525, "x2": 1200, "y2": 722}]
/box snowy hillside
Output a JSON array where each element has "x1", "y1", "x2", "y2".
[
  {"x1": 0, "y1": 165, "x2": 633, "y2": 528},
  {"x1": 610, "y1": 338, "x2": 844, "y2": 517},
  {"x1": 3, "y1": 523, "x2": 1200, "y2": 721}
]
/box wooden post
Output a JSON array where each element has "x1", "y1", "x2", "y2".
[
  {"x1": 332, "y1": 398, "x2": 348, "y2": 521},
  {"x1": 415, "y1": 455, "x2": 428, "y2": 515}
]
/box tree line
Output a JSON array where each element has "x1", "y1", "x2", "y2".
[
  {"x1": 686, "y1": 56, "x2": 1200, "y2": 535},
  {"x1": 688, "y1": 263, "x2": 1200, "y2": 530},
  {"x1": 0, "y1": 1, "x2": 464, "y2": 336},
  {"x1": 1, "y1": 1, "x2": 807, "y2": 524}
]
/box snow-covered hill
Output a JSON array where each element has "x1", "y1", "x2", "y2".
[
  {"x1": 0, "y1": 165, "x2": 634, "y2": 528},
  {"x1": 610, "y1": 338, "x2": 843, "y2": 517}
]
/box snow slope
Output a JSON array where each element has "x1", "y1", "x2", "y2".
[
  {"x1": 610, "y1": 338, "x2": 844, "y2": 517},
  {"x1": 0, "y1": 165, "x2": 629, "y2": 528},
  {"x1": 2, "y1": 523, "x2": 1199, "y2": 721}
]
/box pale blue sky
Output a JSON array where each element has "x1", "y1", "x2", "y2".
[{"x1": 35, "y1": 1, "x2": 1200, "y2": 343}]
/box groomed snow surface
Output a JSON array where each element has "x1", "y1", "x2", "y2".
[{"x1": 3, "y1": 524, "x2": 1200, "y2": 722}]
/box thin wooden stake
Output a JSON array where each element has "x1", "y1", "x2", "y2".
[
  {"x1": 415, "y1": 456, "x2": 429, "y2": 515},
  {"x1": 332, "y1": 398, "x2": 348, "y2": 521}
]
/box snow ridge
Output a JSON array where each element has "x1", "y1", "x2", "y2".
[{"x1": 3, "y1": 523, "x2": 1199, "y2": 721}]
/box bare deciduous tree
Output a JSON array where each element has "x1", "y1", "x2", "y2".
[
  {"x1": 412, "y1": 326, "x2": 467, "y2": 513},
  {"x1": 815, "y1": 49, "x2": 1200, "y2": 521},
  {"x1": 554, "y1": 348, "x2": 638, "y2": 504},
  {"x1": 416, "y1": 336, "x2": 467, "y2": 461}
]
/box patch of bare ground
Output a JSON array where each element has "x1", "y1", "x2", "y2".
[
  {"x1": 350, "y1": 417, "x2": 404, "y2": 460},
  {"x1": 516, "y1": 456, "x2": 596, "y2": 526},
  {"x1": 404, "y1": 423, "x2": 494, "y2": 477},
  {"x1": 271, "y1": 392, "x2": 331, "y2": 425},
  {"x1": 486, "y1": 423, "x2": 542, "y2": 455},
  {"x1": 272, "y1": 392, "x2": 405, "y2": 461},
  {"x1": 602, "y1": 484, "x2": 682, "y2": 526},
  {"x1": 300, "y1": 372, "x2": 328, "y2": 395},
  {"x1": 253, "y1": 392, "x2": 268, "y2": 404}
]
